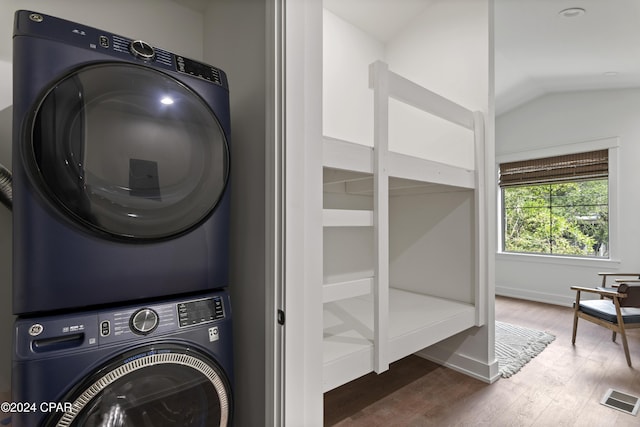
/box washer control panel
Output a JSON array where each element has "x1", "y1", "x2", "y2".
[{"x1": 15, "y1": 292, "x2": 230, "y2": 358}]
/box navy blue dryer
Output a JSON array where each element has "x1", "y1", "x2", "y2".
[
  {"x1": 12, "y1": 11, "x2": 231, "y2": 315},
  {"x1": 12, "y1": 290, "x2": 233, "y2": 427}
]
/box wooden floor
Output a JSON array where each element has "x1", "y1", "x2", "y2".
[{"x1": 324, "y1": 296, "x2": 640, "y2": 426}]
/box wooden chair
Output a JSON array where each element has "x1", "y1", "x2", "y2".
[{"x1": 571, "y1": 282, "x2": 640, "y2": 367}]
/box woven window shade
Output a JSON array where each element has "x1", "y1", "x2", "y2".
[{"x1": 499, "y1": 149, "x2": 608, "y2": 187}]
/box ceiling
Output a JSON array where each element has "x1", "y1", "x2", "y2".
[
  {"x1": 323, "y1": 0, "x2": 434, "y2": 42},
  {"x1": 495, "y1": 0, "x2": 640, "y2": 114},
  {"x1": 175, "y1": 0, "x2": 640, "y2": 115}
]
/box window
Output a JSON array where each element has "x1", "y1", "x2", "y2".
[{"x1": 499, "y1": 149, "x2": 609, "y2": 258}]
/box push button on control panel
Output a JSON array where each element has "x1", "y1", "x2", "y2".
[
  {"x1": 99, "y1": 35, "x2": 109, "y2": 49},
  {"x1": 100, "y1": 320, "x2": 110, "y2": 337},
  {"x1": 213, "y1": 298, "x2": 224, "y2": 318}
]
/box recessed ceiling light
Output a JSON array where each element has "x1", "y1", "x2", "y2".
[
  {"x1": 559, "y1": 7, "x2": 586, "y2": 18},
  {"x1": 603, "y1": 71, "x2": 619, "y2": 77}
]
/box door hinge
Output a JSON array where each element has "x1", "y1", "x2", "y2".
[{"x1": 277, "y1": 309, "x2": 285, "y2": 325}]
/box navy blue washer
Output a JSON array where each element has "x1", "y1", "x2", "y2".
[
  {"x1": 12, "y1": 290, "x2": 233, "y2": 427},
  {"x1": 12, "y1": 11, "x2": 231, "y2": 315}
]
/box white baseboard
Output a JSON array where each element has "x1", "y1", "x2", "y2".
[
  {"x1": 415, "y1": 346, "x2": 501, "y2": 384},
  {"x1": 496, "y1": 285, "x2": 574, "y2": 307}
]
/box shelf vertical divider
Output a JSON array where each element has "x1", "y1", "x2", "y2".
[
  {"x1": 369, "y1": 60, "x2": 390, "y2": 374},
  {"x1": 473, "y1": 110, "x2": 486, "y2": 326}
]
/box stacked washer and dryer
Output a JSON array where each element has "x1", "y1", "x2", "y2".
[{"x1": 11, "y1": 10, "x2": 233, "y2": 427}]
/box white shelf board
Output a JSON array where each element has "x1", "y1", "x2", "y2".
[
  {"x1": 323, "y1": 277, "x2": 373, "y2": 303},
  {"x1": 323, "y1": 209, "x2": 374, "y2": 227},
  {"x1": 323, "y1": 167, "x2": 371, "y2": 185},
  {"x1": 323, "y1": 136, "x2": 373, "y2": 174},
  {"x1": 323, "y1": 136, "x2": 475, "y2": 190},
  {"x1": 323, "y1": 288, "x2": 476, "y2": 392},
  {"x1": 388, "y1": 151, "x2": 474, "y2": 189},
  {"x1": 330, "y1": 176, "x2": 472, "y2": 196}
]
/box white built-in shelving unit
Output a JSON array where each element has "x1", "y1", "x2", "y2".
[
  {"x1": 322, "y1": 60, "x2": 487, "y2": 392},
  {"x1": 282, "y1": 1, "x2": 493, "y2": 422}
]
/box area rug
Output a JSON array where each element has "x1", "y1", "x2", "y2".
[{"x1": 496, "y1": 321, "x2": 556, "y2": 378}]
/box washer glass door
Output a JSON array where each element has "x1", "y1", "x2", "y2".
[
  {"x1": 29, "y1": 63, "x2": 229, "y2": 240},
  {"x1": 51, "y1": 348, "x2": 231, "y2": 427}
]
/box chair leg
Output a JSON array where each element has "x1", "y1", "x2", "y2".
[
  {"x1": 572, "y1": 291, "x2": 581, "y2": 345},
  {"x1": 620, "y1": 331, "x2": 632, "y2": 367},
  {"x1": 613, "y1": 298, "x2": 632, "y2": 367},
  {"x1": 612, "y1": 331, "x2": 617, "y2": 342}
]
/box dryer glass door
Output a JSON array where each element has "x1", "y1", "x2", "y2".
[
  {"x1": 51, "y1": 349, "x2": 231, "y2": 426},
  {"x1": 29, "y1": 63, "x2": 229, "y2": 240}
]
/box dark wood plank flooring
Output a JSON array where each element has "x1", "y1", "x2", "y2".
[{"x1": 324, "y1": 296, "x2": 640, "y2": 426}]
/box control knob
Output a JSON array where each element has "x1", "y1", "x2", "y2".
[
  {"x1": 130, "y1": 40, "x2": 155, "y2": 61},
  {"x1": 130, "y1": 308, "x2": 159, "y2": 335}
]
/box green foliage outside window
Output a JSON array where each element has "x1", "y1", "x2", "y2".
[{"x1": 502, "y1": 179, "x2": 608, "y2": 257}]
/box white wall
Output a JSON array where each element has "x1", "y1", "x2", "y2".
[
  {"x1": 0, "y1": 0, "x2": 203, "y2": 396},
  {"x1": 322, "y1": 1, "x2": 480, "y2": 170},
  {"x1": 322, "y1": 8, "x2": 385, "y2": 146},
  {"x1": 496, "y1": 88, "x2": 640, "y2": 306},
  {"x1": 385, "y1": 0, "x2": 486, "y2": 170},
  {"x1": 390, "y1": 191, "x2": 476, "y2": 303}
]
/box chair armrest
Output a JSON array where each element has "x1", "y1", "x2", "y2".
[
  {"x1": 570, "y1": 286, "x2": 626, "y2": 299},
  {"x1": 615, "y1": 279, "x2": 640, "y2": 283}
]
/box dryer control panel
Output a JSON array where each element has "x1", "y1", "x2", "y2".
[{"x1": 14, "y1": 10, "x2": 228, "y2": 87}]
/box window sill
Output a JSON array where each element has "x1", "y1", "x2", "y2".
[{"x1": 496, "y1": 252, "x2": 621, "y2": 268}]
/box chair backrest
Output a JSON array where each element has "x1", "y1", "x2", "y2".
[{"x1": 617, "y1": 283, "x2": 640, "y2": 307}]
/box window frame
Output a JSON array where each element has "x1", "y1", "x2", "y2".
[{"x1": 497, "y1": 137, "x2": 620, "y2": 263}]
